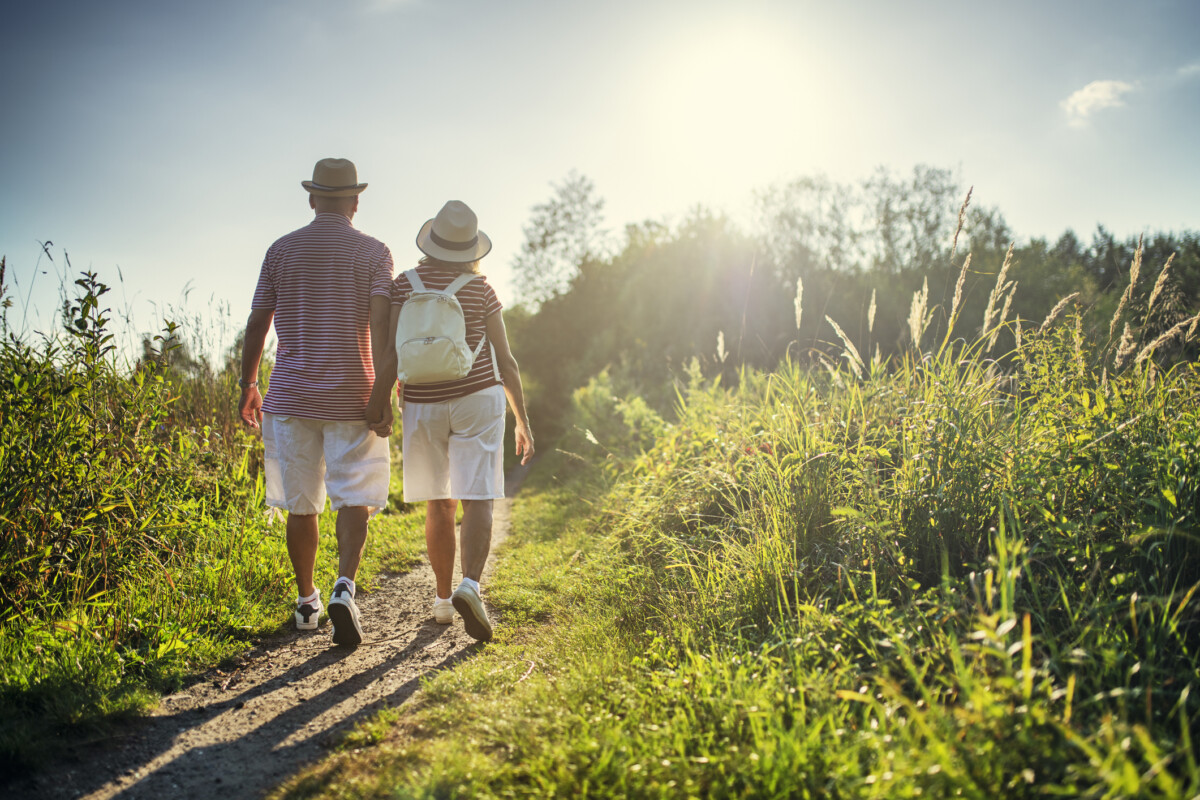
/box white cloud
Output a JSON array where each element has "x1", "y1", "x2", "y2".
[
  {"x1": 1179, "y1": 62, "x2": 1200, "y2": 79},
  {"x1": 1060, "y1": 79, "x2": 1137, "y2": 127}
]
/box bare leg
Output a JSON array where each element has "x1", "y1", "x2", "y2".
[
  {"x1": 336, "y1": 506, "x2": 370, "y2": 582},
  {"x1": 426, "y1": 499, "x2": 458, "y2": 598},
  {"x1": 286, "y1": 512, "x2": 320, "y2": 597},
  {"x1": 459, "y1": 499, "x2": 493, "y2": 582}
]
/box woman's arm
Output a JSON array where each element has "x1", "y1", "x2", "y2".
[{"x1": 486, "y1": 310, "x2": 534, "y2": 465}]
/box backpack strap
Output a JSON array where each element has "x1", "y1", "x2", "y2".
[
  {"x1": 468, "y1": 329, "x2": 501, "y2": 381},
  {"x1": 468, "y1": 332, "x2": 488, "y2": 364},
  {"x1": 437, "y1": 273, "x2": 492, "y2": 373},
  {"x1": 406, "y1": 269, "x2": 477, "y2": 297},
  {"x1": 405, "y1": 269, "x2": 426, "y2": 292},
  {"x1": 406, "y1": 269, "x2": 498, "y2": 379},
  {"x1": 443, "y1": 273, "x2": 478, "y2": 296}
]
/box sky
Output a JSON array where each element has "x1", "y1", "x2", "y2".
[{"x1": 2, "y1": 0, "x2": 1198, "y2": 357}]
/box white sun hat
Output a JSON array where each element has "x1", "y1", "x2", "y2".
[{"x1": 415, "y1": 200, "x2": 492, "y2": 263}]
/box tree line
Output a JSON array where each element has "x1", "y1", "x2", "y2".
[{"x1": 506, "y1": 167, "x2": 1200, "y2": 442}]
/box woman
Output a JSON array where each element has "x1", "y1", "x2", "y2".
[{"x1": 367, "y1": 200, "x2": 534, "y2": 642}]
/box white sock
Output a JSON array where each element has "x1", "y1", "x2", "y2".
[
  {"x1": 298, "y1": 589, "x2": 320, "y2": 605},
  {"x1": 334, "y1": 577, "x2": 356, "y2": 597},
  {"x1": 459, "y1": 577, "x2": 480, "y2": 593},
  {"x1": 435, "y1": 593, "x2": 451, "y2": 602}
]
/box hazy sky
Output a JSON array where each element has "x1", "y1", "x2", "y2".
[{"x1": 2, "y1": 0, "x2": 1198, "y2": 353}]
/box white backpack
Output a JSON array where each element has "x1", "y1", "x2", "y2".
[{"x1": 394, "y1": 270, "x2": 494, "y2": 384}]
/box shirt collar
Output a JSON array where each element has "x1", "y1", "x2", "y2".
[{"x1": 312, "y1": 212, "x2": 354, "y2": 227}]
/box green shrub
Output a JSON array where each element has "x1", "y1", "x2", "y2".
[{"x1": 0, "y1": 270, "x2": 287, "y2": 770}]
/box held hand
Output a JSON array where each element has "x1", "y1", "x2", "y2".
[
  {"x1": 514, "y1": 423, "x2": 535, "y2": 466},
  {"x1": 368, "y1": 409, "x2": 393, "y2": 438},
  {"x1": 365, "y1": 393, "x2": 394, "y2": 439},
  {"x1": 239, "y1": 386, "x2": 263, "y2": 430}
]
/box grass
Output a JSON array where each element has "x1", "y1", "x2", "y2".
[
  {"x1": 0, "y1": 444, "x2": 426, "y2": 776},
  {"x1": 271, "y1": 300, "x2": 1200, "y2": 798},
  {"x1": 6, "y1": 230, "x2": 1199, "y2": 796},
  {"x1": 0, "y1": 269, "x2": 426, "y2": 775}
]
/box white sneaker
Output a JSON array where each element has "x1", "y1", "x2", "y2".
[
  {"x1": 295, "y1": 596, "x2": 322, "y2": 631},
  {"x1": 432, "y1": 596, "x2": 455, "y2": 624},
  {"x1": 328, "y1": 581, "x2": 363, "y2": 647},
  {"x1": 451, "y1": 581, "x2": 492, "y2": 642}
]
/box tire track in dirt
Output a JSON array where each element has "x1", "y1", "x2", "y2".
[{"x1": 18, "y1": 474, "x2": 524, "y2": 800}]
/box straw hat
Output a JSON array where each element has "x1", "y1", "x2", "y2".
[
  {"x1": 301, "y1": 158, "x2": 368, "y2": 196},
  {"x1": 415, "y1": 201, "x2": 492, "y2": 263}
]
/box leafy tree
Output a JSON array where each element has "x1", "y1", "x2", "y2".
[
  {"x1": 863, "y1": 164, "x2": 963, "y2": 275},
  {"x1": 512, "y1": 171, "x2": 609, "y2": 308},
  {"x1": 507, "y1": 164, "x2": 1198, "y2": 444},
  {"x1": 755, "y1": 174, "x2": 862, "y2": 281}
]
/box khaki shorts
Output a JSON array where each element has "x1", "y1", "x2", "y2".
[
  {"x1": 262, "y1": 414, "x2": 391, "y2": 515},
  {"x1": 401, "y1": 384, "x2": 505, "y2": 502}
]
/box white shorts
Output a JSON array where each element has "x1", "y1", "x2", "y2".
[
  {"x1": 262, "y1": 413, "x2": 391, "y2": 515},
  {"x1": 402, "y1": 384, "x2": 505, "y2": 502}
]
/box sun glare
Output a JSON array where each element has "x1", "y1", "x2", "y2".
[{"x1": 636, "y1": 19, "x2": 826, "y2": 188}]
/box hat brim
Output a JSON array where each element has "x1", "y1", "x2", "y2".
[
  {"x1": 302, "y1": 180, "x2": 368, "y2": 197},
  {"x1": 415, "y1": 218, "x2": 492, "y2": 263}
]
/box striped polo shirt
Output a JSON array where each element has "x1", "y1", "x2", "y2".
[
  {"x1": 392, "y1": 265, "x2": 504, "y2": 403},
  {"x1": 251, "y1": 213, "x2": 394, "y2": 420}
]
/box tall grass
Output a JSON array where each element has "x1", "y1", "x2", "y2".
[
  {"x1": 0, "y1": 265, "x2": 424, "y2": 774},
  {"x1": 282, "y1": 241, "x2": 1200, "y2": 798},
  {"x1": 0, "y1": 268, "x2": 286, "y2": 769}
]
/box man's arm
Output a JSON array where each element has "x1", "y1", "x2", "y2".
[
  {"x1": 365, "y1": 298, "x2": 399, "y2": 437},
  {"x1": 239, "y1": 307, "x2": 274, "y2": 430}
]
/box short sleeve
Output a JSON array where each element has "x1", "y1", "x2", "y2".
[
  {"x1": 482, "y1": 280, "x2": 502, "y2": 317},
  {"x1": 250, "y1": 249, "x2": 276, "y2": 310},
  {"x1": 390, "y1": 273, "x2": 412, "y2": 307},
  {"x1": 371, "y1": 245, "x2": 394, "y2": 299}
]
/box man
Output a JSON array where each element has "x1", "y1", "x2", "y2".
[{"x1": 239, "y1": 157, "x2": 394, "y2": 647}]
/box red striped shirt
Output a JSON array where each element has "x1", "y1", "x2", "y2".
[
  {"x1": 391, "y1": 266, "x2": 504, "y2": 403},
  {"x1": 251, "y1": 213, "x2": 394, "y2": 420}
]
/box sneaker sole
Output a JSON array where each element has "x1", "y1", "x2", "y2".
[
  {"x1": 328, "y1": 601, "x2": 363, "y2": 647},
  {"x1": 295, "y1": 605, "x2": 322, "y2": 631},
  {"x1": 452, "y1": 595, "x2": 493, "y2": 642}
]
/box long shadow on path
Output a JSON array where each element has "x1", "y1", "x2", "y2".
[
  {"x1": 13, "y1": 564, "x2": 487, "y2": 800},
  {"x1": 12, "y1": 475, "x2": 525, "y2": 800}
]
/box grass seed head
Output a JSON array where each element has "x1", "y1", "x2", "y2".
[
  {"x1": 1111, "y1": 237, "x2": 1146, "y2": 338},
  {"x1": 908, "y1": 278, "x2": 930, "y2": 348},
  {"x1": 826, "y1": 315, "x2": 865, "y2": 378},
  {"x1": 1146, "y1": 253, "x2": 1175, "y2": 319},
  {"x1": 1039, "y1": 293, "x2": 1080, "y2": 334},
  {"x1": 983, "y1": 244, "x2": 1014, "y2": 335},
  {"x1": 949, "y1": 253, "x2": 971, "y2": 332},
  {"x1": 1136, "y1": 313, "x2": 1200, "y2": 365},
  {"x1": 1130, "y1": 234, "x2": 1144, "y2": 288},
  {"x1": 988, "y1": 283, "x2": 1017, "y2": 353},
  {"x1": 794, "y1": 277, "x2": 804, "y2": 331},
  {"x1": 950, "y1": 186, "x2": 973, "y2": 262},
  {"x1": 1114, "y1": 323, "x2": 1136, "y2": 370}
]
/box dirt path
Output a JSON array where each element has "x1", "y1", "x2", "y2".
[{"x1": 19, "y1": 476, "x2": 524, "y2": 800}]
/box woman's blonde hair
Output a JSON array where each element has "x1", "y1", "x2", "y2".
[{"x1": 418, "y1": 255, "x2": 480, "y2": 274}]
